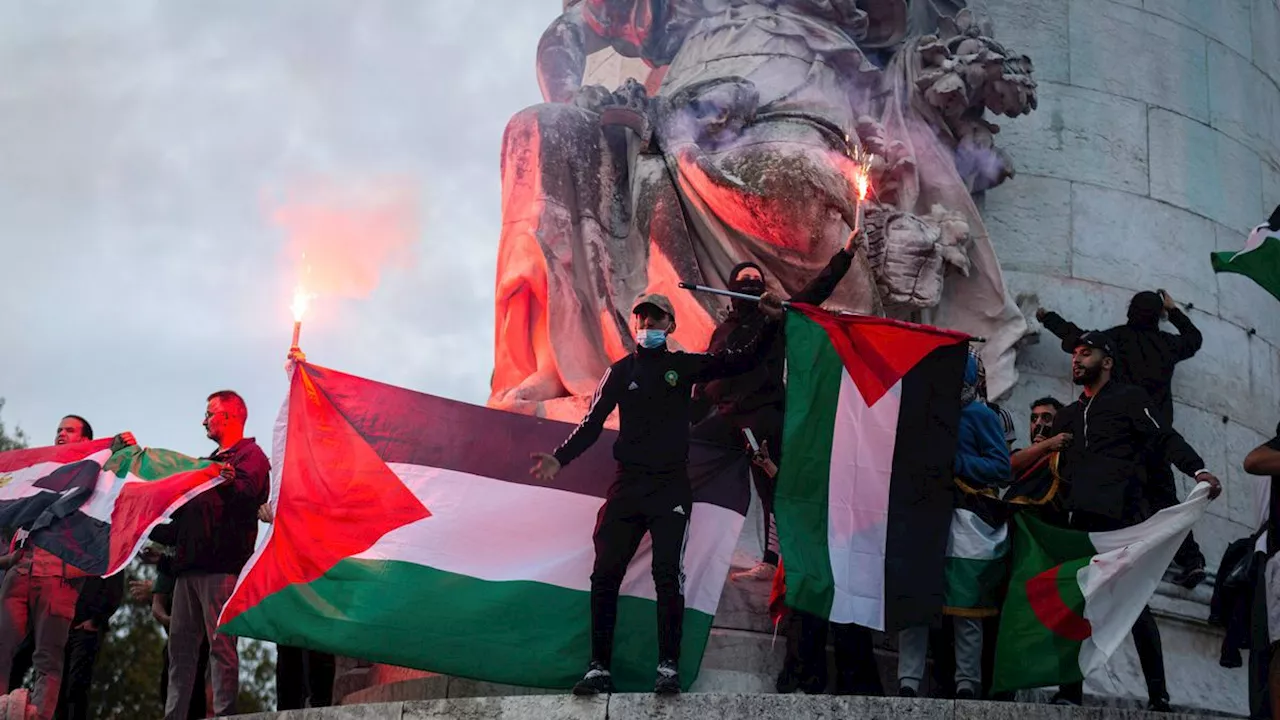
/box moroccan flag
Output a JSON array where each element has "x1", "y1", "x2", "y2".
[
  {"x1": 774, "y1": 304, "x2": 970, "y2": 631},
  {"x1": 31, "y1": 445, "x2": 223, "y2": 576},
  {"x1": 0, "y1": 439, "x2": 114, "y2": 538},
  {"x1": 1211, "y1": 223, "x2": 1280, "y2": 302},
  {"x1": 219, "y1": 362, "x2": 750, "y2": 691},
  {"x1": 992, "y1": 484, "x2": 1211, "y2": 692}
]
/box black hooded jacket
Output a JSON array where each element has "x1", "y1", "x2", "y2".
[
  {"x1": 1041, "y1": 294, "x2": 1201, "y2": 427},
  {"x1": 693, "y1": 249, "x2": 854, "y2": 419}
]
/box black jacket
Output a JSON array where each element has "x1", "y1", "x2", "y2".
[
  {"x1": 151, "y1": 438, "x2": 270, "y2": 576},
  {"x1": 1051, "y1": 381, "x2": 1205, "y2": 521},
  {"x1": 1041, "y1": 308, "x2": 1201, "y2": 427},
  {"x1": 73, "y1": 574, "x2": 124, "y2": 629},
  {"x1": 554, "y1": 317, "x2": 779, "y2": 475},
  {"x1": 694, "y1": 248, "x2": 854, "y2": 419}
]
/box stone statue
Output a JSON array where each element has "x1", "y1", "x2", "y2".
[{"x1": 489, "y1": 0, "x2": 1037, "y2": 421}]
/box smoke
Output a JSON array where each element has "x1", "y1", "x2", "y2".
[{"x1": 272, "y1": 179, "x2": 420, "y2": 299}]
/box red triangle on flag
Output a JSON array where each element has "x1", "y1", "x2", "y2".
[
  {"x1": 220, "y1": 364, "x2": 430, "y2": 627},
  {"x1": 793, "y1": 304, "x2": 970, "y2": 406}
]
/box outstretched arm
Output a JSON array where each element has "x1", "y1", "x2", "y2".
[
  {"x1": 1036, "y1": 308, "x2": 1085, "y2": 354},
  {"x1": 1011, "y1": 433, "x2": 1072, "y2": 475},
  {"x1": 688, "y1": 294, "x2": 784, "y2": 382},
  {"x1": 790, "y1": 240, "x2": 855, "y2": 307},
  {"x1": 1129, "y1": 389, "x2": 1221, "y2": 498},
  {"x1": 1244, "y1": 434, "x2": 1280, "y2": 476},
  {"x1": 548, "y1": 365, "x2": 623, "y2": 470}
]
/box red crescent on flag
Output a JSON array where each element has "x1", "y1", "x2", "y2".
[{"x1": 1026, "y1": 564, "x2": 1093, "y2": 642}]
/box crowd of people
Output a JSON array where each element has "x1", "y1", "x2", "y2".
[
  {"x1": 531, "y1": 225, "x2": 1277, "y2": 717},
  {"x1": 2, "y1": 229, "x2": 1277, "y2": 718}
]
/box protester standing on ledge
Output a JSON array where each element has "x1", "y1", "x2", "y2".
[
  {"x1": 1038, "y1": 289, "x2": 1207, "y2": 588},
  {"x1": 531, "y1": 291, "x2": 784, "y2": 696}
]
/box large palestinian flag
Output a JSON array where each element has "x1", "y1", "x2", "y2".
[
  {"x1": 31, "y1": 445, "x2": 223, "y2": 576},
  {"x1": 219, "y1": 362, "x2": 751, "y2": 691},
  {"x1": 992, "y1": 483, "x2": 1211, "y2": 692},
  {"x1": 0, "y1": 440, "x2": 225, "y2": 575},
  {"x1": 774, "y1": 305, "x2": 970, "y2": 631}
]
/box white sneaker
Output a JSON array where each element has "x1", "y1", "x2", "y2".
[{"x1": 731, "y1": 561, "x2": 777, "y2": 582}]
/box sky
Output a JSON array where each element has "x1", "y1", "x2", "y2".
[{"x1": 0, "y1": 1, "x2": 561, "y2": 453}]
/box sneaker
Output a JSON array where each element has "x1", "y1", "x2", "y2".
[
  {"x1": 655, "y1": 660, "x2": 681, "y2": 695},
  {"x1": 731, "y1": 561, "x2": 777, "y2": 582},
  {"x1": 898, "y1": 685, "x2": 918, "y2": 698},
  {"x1": 1050, "y1": 693, "x2": 1080, "y2": 706},
  {"x1": 1220, "y1": 647, "x2": 1243, "y2": 668},
  {"x1": 1148, "y1": 698, "x2": 1172, "y2": 713},
  {"x1": 955, "y1": 687, "x2": 977, "y2": 700},
  {"x1": 572, "y1": 662, "x2": 613, "y2": 696},
  {"x1": 1170, "y1": 560, "x2": 1206, "y2": 589}
]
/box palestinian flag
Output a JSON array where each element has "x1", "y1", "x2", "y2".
[
  {"x1": 219, "y1": 362, "x2": 750, "y2": 691},
  {"x1": 774, "y1": 305, "x2": 970, "y2": 631},
  {"x1": 0, "y1": 439, "x2": 114, "y2": 537},
  {"x1": 31, "y1": 445, "x2": 223, "y2": 576},
  {"x1": 992, "y1": 483, "x2": 1211, "y2": 692},
  {"x1": 1211, "y1": 223, "x2": 1280, "y2": 303}
]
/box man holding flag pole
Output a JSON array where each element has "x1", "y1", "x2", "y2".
[{"x1": 531, "y1": 289, "x2": 784, "y2": 696}]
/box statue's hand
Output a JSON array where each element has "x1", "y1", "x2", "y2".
[{"x1": 572, "y1": 84, "x2": 616, "y2": 113}]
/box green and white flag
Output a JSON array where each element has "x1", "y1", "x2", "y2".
[
  {"x1": 1211, "y1": 224, "x2": 1280, "y2": 303},
  {"x1": 993, "y1": 484, "x2": 1211, "y2": 692}
]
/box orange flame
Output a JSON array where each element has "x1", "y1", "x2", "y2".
[{"x1": 854, "y1": 167, "x2": 871, "y2": 201}]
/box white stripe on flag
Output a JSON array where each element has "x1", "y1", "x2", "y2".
[
  {"x1": 350, "y1": 463, "x2": 744, "y2": 616},
  {"x1": 946, "y1": 509, "x2": 1008, "y2": 560},
  {"x1": 0, "y1": 450, "x2": 112, "y2": 502},
  {"x1": 826, "y1": 373, "x2": 901, "y2": 630},
  {"x1": 1077, "y1": 483, "x2": 1211, "y2": 676}
]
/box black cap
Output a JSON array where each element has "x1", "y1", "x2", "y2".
[{"x1": 1075, "y1": 331, "x2": 1115, "y2": 358}]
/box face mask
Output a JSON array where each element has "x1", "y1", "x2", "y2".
[
  {"x1": 636, "y1": 329, "x2": 667, "y2": 349},
  {"x1": 731, "y1": 279, "x2": 766, "y2": 296}
]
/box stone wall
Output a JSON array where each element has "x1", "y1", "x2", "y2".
[{"x1": 978, "y1": 0, "x2": 1280, "y2": 571}]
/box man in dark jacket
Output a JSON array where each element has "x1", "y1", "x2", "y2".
[
  {"x1": 54, "y1": 575, "x2": 124, "y2": 720},
  {"x1": 692, "y1": 228, "x2": 860, "y2": 580},
  {"x1": 531, "y1": 291, "x2": 784, "y2": 696},
  {"x1": 1049, "y1": 332, "x2": 1221, "y2": 711},
  {"x1": 152, "y1": 390, "x2": 270, "y2": 720},
  {"x1": 1037, "y1": 290, "x2": 1207, "y2": 586}
]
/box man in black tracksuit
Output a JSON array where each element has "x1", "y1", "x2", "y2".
[
  {"x1": 1038, "y1": 289, "x2": 1207, "y2": 586},
  {"x1": 1049, "y1": 331, "x2": 1221, "y2": 711},
  {"x1": 531, "y1": 291, "x2": 784, "y2": 696},
  {"x1": 691, "y1": 231, "x2": 860, "y2": 578}
]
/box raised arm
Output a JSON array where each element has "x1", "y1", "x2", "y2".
[
  {"x1": 1164, "y1": 303, "x2": 1203, "y2": 361},
  {"x1": 1036, "y1": 308, "x2": 1085, "y2": 354},
  {"x1": 790, "y1": 239, "x2": 855, "y2": 306}
]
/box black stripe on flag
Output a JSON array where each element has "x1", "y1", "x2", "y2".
[
  {"x1": 301, "y1": 364, "x2": 750, "y2": 514},
  {"x1": 884, "y1": 342, "x2": 968, "y2": 632}
]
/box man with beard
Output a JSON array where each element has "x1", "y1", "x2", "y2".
[
  {"x1": 1005, "y1": 397, "x2": 1073, "y2": 524},
  {"x1": 1048, "y1": 332, "x2": 1221, "y2": 711},
  {"x1": 692, "y1": 228, "x2": 861, "y2": 582},
  {"x1": 1037, "y1": 290, "x2": 1206, "y2": 587}
]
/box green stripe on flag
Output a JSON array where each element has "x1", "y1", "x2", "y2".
[
  {"x1": 1211, "y1": 232, "x2": 1280, "y2": 302},
  {"x1": 221, "y1": 558, "x2": 715, "y2": 692},
  {"x1": 775, "y1": 312, "x2": 844, "y2": 618},
  {"x1": 993, "y1": 514, "x2": 1099, "y2": 692},
  {"x1": 943, "y1": 557, "x2": 1006, "y2": 611},
  {"x1": 104, "y1": 446, "x2": 210, "y2": 479}
]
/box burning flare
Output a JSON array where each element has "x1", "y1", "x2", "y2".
[{"x1": 290, "y1": 285, "x2": 313, "y2": 323}]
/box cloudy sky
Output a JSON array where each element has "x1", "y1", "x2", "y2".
[{"x1": 0, "y1": 1, "x2": 561, "y2": 452}]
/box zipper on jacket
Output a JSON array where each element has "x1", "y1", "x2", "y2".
[{"x1": 1082, "y1": 393, "x2": 1098, "y2": 449}]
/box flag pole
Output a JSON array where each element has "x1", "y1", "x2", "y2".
[{"x1": 676, "y1": 282, "x2": 986, "y2": 342}]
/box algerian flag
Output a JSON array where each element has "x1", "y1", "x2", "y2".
[
  {"x1": 774, "y1": 304, "x2": 971, "y2": 631},
  {"x1": 993, "y1": 484, "x2": 1212, "y2": 692},
  {"x1": 1211, "y1": 224, "x2": 1280, "y2": 303},
  {"x1": 218, "y1": 362, "x2": 750, "y2": 691}
]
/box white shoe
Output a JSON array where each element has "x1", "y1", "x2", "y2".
[{"x1": 731, "y1": 561, "x2": 777, "y2": 582}]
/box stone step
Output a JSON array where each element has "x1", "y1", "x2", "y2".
[{"x1": 233, "y1": 693, "x2": 1232, "y2": 720}]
